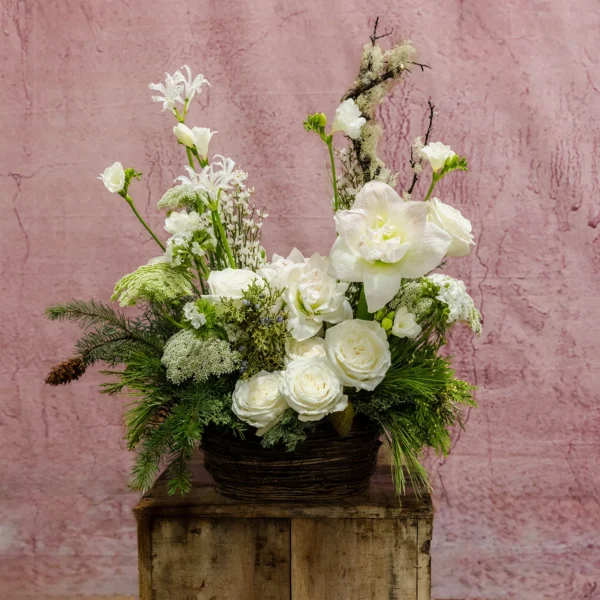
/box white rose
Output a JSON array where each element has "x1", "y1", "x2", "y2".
[
  {"x1": 283, "y1": 253, "x2": 353, "y2": 341},
  {"x1": 324, "y1": 319, "x2": 391, "y2": 391},
  {"x1": 257, "y1": 248, "x2": 306, "y2": 290},
  {"x1": 231, "y1": 371, "x2": 288, "y2": 434},
  {"x1": 192, "y1": 127, "x2": 217, "y2": 160},
  {"x1": 281, "y1": 358, "x2": 347, "y2": 422},
  {"x1": 203, "y1": 268, "x2": 262, "y2": 302},
  {"x1": 328, "y1": 180, "x2": 451, "y2": 312},
  {"x1": 285, "y1": 336, "x2": 326, "y2": 366},
  {"x1": 98, "y1": 161, "x2": 125, "y2": 193},
  {"x1": 427, "y1": 197, "x2": 474, "y2": 257},
  {"x1": 173, "y1": 123, "x2": 195, "y2": 148},
  {"x1": 391, "y1": 307, "x2": 422, "y2": 339},
  {"x1": 420, "y1": 141, "x2": 455, "y2": 172},
  {"x1": 331, "y1": 98, "x2": 366, "y2": 140}
]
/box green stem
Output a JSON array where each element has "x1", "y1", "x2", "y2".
[
  {"x1": 423, "y1": 174, "x2": 438, "y2": 202},
  {"x1": 186, "y1": 147, "x2": 196, "y2": 170},
  {"x1": 161, "y1": 309, "x2": 184, "y2": 329},
  {"x1": 327, "y1": 137, "x2": 340, "y2": 211},
  {"x1": 124, "y1": 195, "x2": 165, "y2": 251},
  {"x1": 212, "y1": 209, "x2": 236, "y2": 268},
  {"x1": 356, "y1": 285, "x2": 373, "y2": 320}
]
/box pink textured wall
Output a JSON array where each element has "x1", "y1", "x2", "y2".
[{"x1": 1, "y1": 1, "x2": 599, "y2": 599}]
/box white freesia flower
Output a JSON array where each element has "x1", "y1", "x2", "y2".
[
  {"x1": 257, "y1": 248, "x2": 306, "y2": 289},
  {"x1": 183, "y1": 302, "x2": 207, "y2": 329},
  {"x1": 177, "y1": 64, "x2": 210, "y2": 104},
  {"x1": 427, "y1": 274, "x2": 473, "y2": 324},
  {"x1": 149, "y1": 70, "x2": 184, "y2": 111},
  {"x1": 391, "y1": 307, "x2": 422, "y2": 339},
  {"x1": 231, "y1": 371, "x2": 287, "y2": 433},
  {"x1": 281, "y1": 358, "x2": 347, "y2": 422},
  {"x1": 98, "y1": 162, "x2": 125, "y2": 193},
  {"x1": 420, "y1": 141, "x2": 455, "y2": 172},
  {"x1": 331, "y1": 98, "x2": 366, "y2": 140},
  {"x1": 324, "y1": 319, "x2": 391, "y2": 391},
  {"x1": 328, "y1": 181, "x2": 451, "y2": 312},
  {"x1": 192, "y1": 127, "x2": 217, "y2": 160},
  {"x1": 173, "y1": 123, "x2": 195, "y2": 148},
  {"x1": 427, "y1": 197, "x2": 474, "y2": 257},
  {"x1": 203, "y1": 268, "x2": 262, "y2": 302},
  {"x1": 283, "y1": 254, "x2": 353, "y2": 341},
  {"x1": 285, "y1": 336, "x2": 326, "y2": 366}
]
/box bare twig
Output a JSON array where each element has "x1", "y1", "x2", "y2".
[
  {"x1": 407, "y1": 100, "x2": 435, "y2": 194},
  {"x1": 370, "y1": 17, "x2": 394, "y2": 46}
]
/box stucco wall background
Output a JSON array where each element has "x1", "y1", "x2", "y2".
[{"x1": 1, "y1": 1, "x2": 599, "y2": 599}]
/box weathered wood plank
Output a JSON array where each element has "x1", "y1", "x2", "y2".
[
  {"x1": 291, "y1": 517, "x2": 420, "y2": 599},
  {"x1": 150, "y1": 517, "x2": 290, "y2": 600},
  {"x1": 135, "y1": 515, "x2": 152, "y2": 600},
  {"x1": 416, "y1": 517, "x2": 433, "y2": 600}
]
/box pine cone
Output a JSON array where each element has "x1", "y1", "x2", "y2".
[
  {"x1": 45, "y1": 357, "x2": 87, "y2": 386},
  {"x1": 329, "y1": 402, "x2": 355, "y2": 438}
]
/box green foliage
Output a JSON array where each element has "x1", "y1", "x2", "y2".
[
  {"x1": 45, "y1": 299, "x2": 164, "y2": 366},
  {"x1": 112, "y1": 262, "x2": 194, "y2": 307},
  {"x1": 259, "y1": 409, "x2": 308, "y2": 451},
  {"x1": 437, "y1": 154, "x2": 468, "y2": 179},
  {"x1": 220, "y1": 281, "x2": 288, "y2": 377},
  {"x1": 303, "y1": 112, "x2": 328, "y2": 141}
]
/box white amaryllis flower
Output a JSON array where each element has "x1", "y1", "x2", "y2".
[
  {"x1": 231, "y1": 371, "x2": 287, "y2": 434},
  {"x1": 192, "y1": 127, "x2": 217, "y2": 160},
  {"x1": 324, "y1": 319, "x2": 391, "y2": 391},
  {"x1": 283, "y1": 254, "x2": 353, "y2": 341},
  {"x1": 281, "y1": 358, "x2": 347, "y2": 422},
  {"x1": 173, "y1": 123, "x2": 195, "y2": 148},
  {"x1": 177, "y1": 64, "x2": 210, "y2": 104},
  {"x1": 257, "y1": 248, "x2": 307, "y2": 289},
  {"x1": 420, "y1": 141, "x2": 455, "y2": 172},
  {"x1": 427, "y1": 197, "x2": 474, "y2": 257},
  {"x1": 203, "y1": 268, "x2": 262, "y2": 303},
  {"x1": 285, "y1": 336, "x2": 326, "y2": 366},
  {"x1": 98, "y1": 162, "x2": 126, "y2": 193},
  {"x1": 149, "y1": 71, "x2": 184, "y2": 111},
  {"x1": 391, "y1": 307, "x2": 422, "y2": 339},
  {"x1": 183, "y1": 302, "x2": 207, "y2": 329},
  {"x1": 328, "y1": 181, "x2": 451, "y2": 312},
  {"x1": 331, "y1": 98, "x2": 366, "y2": 140}
]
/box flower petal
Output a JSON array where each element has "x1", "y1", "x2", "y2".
[
  {"x1": 328, "y1": 237, "x2": 364, "y2": 282},
  {"x1": 334, "y1": 209, "x2": 368, "y2": 251},
  {"x1": 362, "y1": 263, "x2": 403, "y2": 312},
  {"x1": 352, "y1": 180, "x2": 402, "y2": 213},
  {"x1": 398, "y1": 222, "x2": 452, "y2": 278}
]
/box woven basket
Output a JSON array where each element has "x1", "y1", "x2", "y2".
[{"x1": 202, "y1": 419, "x2": 382, "y2": 502}]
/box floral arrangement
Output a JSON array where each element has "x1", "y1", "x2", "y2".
[{"x1": 46, "y1": 26, "x2": 481, "y2": 496}]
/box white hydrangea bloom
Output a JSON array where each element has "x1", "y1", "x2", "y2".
[
  {"x1": 183, "y1": 302, "x2": 207, "y2": 329},
  {"x1": 427, "y1": 274, "x2": 473, "y2": 324}
]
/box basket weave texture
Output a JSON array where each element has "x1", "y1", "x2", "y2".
[{"x1": 202, "y1": 420, "x2": 382, "y2": 502}]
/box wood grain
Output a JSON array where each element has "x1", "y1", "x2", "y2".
[{"x1": 150, "y1": 517, "x2": 290, "y2": 600}]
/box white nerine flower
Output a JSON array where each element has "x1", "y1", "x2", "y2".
[
  {"x1": 420, "y1": 141, "x2": 455, "y2": 172},
  {"x1": 283, "y1": 253, "x2": 353, "y2": 341},
  {"x1": 192, "y1": 127, "x2": 217, "y2": 160},
  {"x1": 149, "y1": 71, "x2": 184, "y2": 111},
  {"x1": 426, "y1": 197, "x2": 474, "y2": 257},
  {"x1": 391, "y1": 307, "x2": 422, "y2": 339},
  {"x1": 324, "y1": 319, "x2": 391, "y2": 391},
  {"x1": 331, "y1": 98, "x2": 366, "y2": 140},
  {"x1": 173, "y1": 123, "x2": 195, "y2": 148},
  {"x1": 98, "y1": 162, "x2": 125, "y2": 193},
  {"x1": 176, "y1": 156, "x2": 245, "y2": 203},
  {"x1": 281, "y1": 358, "x2": 347, "y2": 422},
  {"x1": 328, "y1": 181, "x2": 451, "y2": 312},
  {"x1": 203, "y1": 268, "x2": 262, "y2": 303},
  {"x1": 231, "y1": 371, "x2": 287, "y2": 434},
  {"x1": 427, "y1": 274, "x2": 473, "y2": 324},
  {"x1": 285, "y1": 337, "x2": 326, "y2": 366},
  {"x1": 177, "y1": 64, "x2": 210, "y2": 104},
  {"x1": 183, "y1": 302, "x2": 207, "y2": 329}
]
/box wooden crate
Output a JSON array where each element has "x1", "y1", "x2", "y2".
[{"x1": 134, "y1": 457, "x2": 433, "y2": 600}]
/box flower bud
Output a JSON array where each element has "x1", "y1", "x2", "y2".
[
  {"x1": 381, "y1": 317, "x2": 393, "y2": 331},
  {"x1": 192, "y1": 127, "x2": 217, "y2": 160},
  {"x1": 173, "y1": 123, "x2": 195, "y2": 148}
]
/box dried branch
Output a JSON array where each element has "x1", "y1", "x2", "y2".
[{"x1": 408, "y1": 100, "x2": 435, "y2": 194}]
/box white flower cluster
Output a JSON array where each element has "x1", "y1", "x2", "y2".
[
  {"x1": 149, "y1": 65, "x2": 209, "y2": 112},
  {"x1": 232, "y1": 318, "x2": 392, "y2": 432},
  {"x1": 427, "y1": 274, "x2": 480, "y2": 329},
  {"x1": 163, "y1": 209, "x2": 214, "y2": 267}
]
